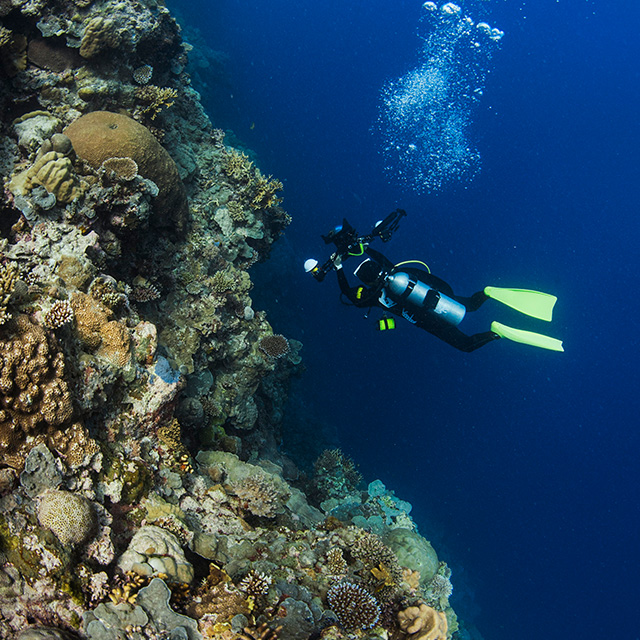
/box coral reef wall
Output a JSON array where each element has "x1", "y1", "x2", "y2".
[{"x1": 0, "y1": 2, "x2": 463, "y2": 639}]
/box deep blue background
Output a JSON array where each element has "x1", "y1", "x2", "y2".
[{"x1": 170, "y1": 2, "x2": 639, "y2": 639}]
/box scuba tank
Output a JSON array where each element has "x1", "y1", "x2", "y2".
[{"x1": 386, "y1": 271, "x2": 466, "y2": 326}]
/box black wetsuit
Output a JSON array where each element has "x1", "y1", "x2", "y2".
[{"x1": 337, "y1": 249, "x2": 499, "y2": 352}]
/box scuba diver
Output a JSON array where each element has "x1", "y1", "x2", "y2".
[{"x1": 304, "y1": 210, "x2": 563, "y2": 352}]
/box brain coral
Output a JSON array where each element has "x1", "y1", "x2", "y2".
[
  {"x1": 64, "y1": 111, "x2": 189, "y2": 233},
  {"x1": 37, "y1": 489, "x2": 97, "y2": 548}
]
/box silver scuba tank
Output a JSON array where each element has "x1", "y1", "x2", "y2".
[{"x1": 386, "y1": 271, "x2": 467, "y2": 326}]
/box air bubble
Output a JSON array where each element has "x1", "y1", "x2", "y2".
[{"x1": 375, "y1": 5, "x2": 504, "y2": 193}]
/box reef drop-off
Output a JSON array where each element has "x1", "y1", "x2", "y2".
[{"x1": 0, "y1": 1, "x2": 463, "y2": 639}]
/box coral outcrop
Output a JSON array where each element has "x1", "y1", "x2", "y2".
[{"x1": 64, "y1": 111, "x2": 189, "y2": 232}]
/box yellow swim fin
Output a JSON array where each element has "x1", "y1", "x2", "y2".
[
  {"x1": 484, "y1": 286, "x2": 557, "y2": 322},
  {"x1": 491, "y1": 321, "x2": 564, "y2": 352}
]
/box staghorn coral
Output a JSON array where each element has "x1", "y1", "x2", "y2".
[
  {"x1": 0, "y1": 315, "x2": 73, "y2": 466},
  {"x1": 134, "y1": 84, "x2": 179, "y2": 120},
  {"x1": 397, "y1": 603, "x2": 448, "y2": 640},
  {"x1": 258, "y1": 334, "x2": 290, "y2": 359},
  {"x1": 326, "y1": 581, "x2": 380, "y2": 630},
  {"x1": 64, "y1": 111, "x2": 189, "y2": 233},
  {"x1": 36, "y1": 489, "x2": 97, "y2": 549}
]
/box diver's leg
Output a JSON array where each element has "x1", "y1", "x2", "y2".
[
  {"x1": 453, "y1": 290, "x2": 489, "y2": 312},
  {"x1": 420, "y1": 320, "x2": 498, "y2": 352}
]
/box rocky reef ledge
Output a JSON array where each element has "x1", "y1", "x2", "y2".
[{"x1": 0, "y1": 1, "x2": 462, "y2": 639}]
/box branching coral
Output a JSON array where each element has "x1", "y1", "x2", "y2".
[
  {"x1": 352, "y1": 531, "x2": 403, "y2": 601},
  {"x1": 232, "y1": 472, "x2": 285, "y2": 518},
  {"x1": 43, "y1": 300, "x2": 74, "y2": 330},
  {"x1": 313, "y1": 448, "x2": 362, "y2": 501},
  {"x1": 325, "y1": 547, "x2": 348, "y2": 577},
  {"x1": 326, "y1": 581, "x2": 380, "y2": 630},
  {"x1": 100, "y1": 156, "x2": 139, "y2": 182},
  {"x1": 237, "y1": 568, "x2": 272, "y2": 596},
  {"x1": 134, "y1": 85, "x2": 179, "y2": 120},
  {"x1": 0, "y1": 261, "x2": 18, "y2": 326}
]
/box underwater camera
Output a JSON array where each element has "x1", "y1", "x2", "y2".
[{"x1": 304, "y1": 210, "x2": 406, "y2": 282}]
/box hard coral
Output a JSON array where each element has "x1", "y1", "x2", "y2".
[
  {"x1": 37, "y1": 489, "x2": 97, "y2": 549},
  {"x1": 352, "y1": 531, "x2": 403, "y2": 601},
  {"x1": 10, "y1": 151, "x2": 85, "y2": 204},
  {"x1": 100, "y1": 156, "x2": 138, "y2": 182},
  {"x1": 0, "y1": 261, "x2": 18, "y2": 326},
  {"x1": 326, "y1": 581, "x2": 380, "y2": 630},
  {"x1": 79, "y1": 17, "x2": 120, "y2": 59},
  {"x1": 0, "y1": 315, "x2": 73, "y2": 465},
  {"x1": 397, "y1": 603, "x2": 448, "y2": 640},
  {"x1": 258, "y1": 334, "x2": 289, "y2": 359},
  {"x1": 43, "y1": 300, "x2": 74, "y2": 330},
  {"x1": 64, "y1": 111, "x2": 189, "y2": 233}
]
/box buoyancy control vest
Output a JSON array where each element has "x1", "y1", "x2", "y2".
[{"x1": 385, "y1": 271, "x2": 466, "y2": 326}]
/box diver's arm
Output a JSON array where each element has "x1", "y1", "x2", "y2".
[{"x1": 336, "y1": 264, "x2": 359, "y2": 303}]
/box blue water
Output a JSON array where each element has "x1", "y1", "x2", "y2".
[{"x1": 170, "y1": 2, "x2": 639, "y2": 638}]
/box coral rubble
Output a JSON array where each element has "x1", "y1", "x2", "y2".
[{"x1": 0, "y1": 0, "x2": 463, "y2": 639}]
